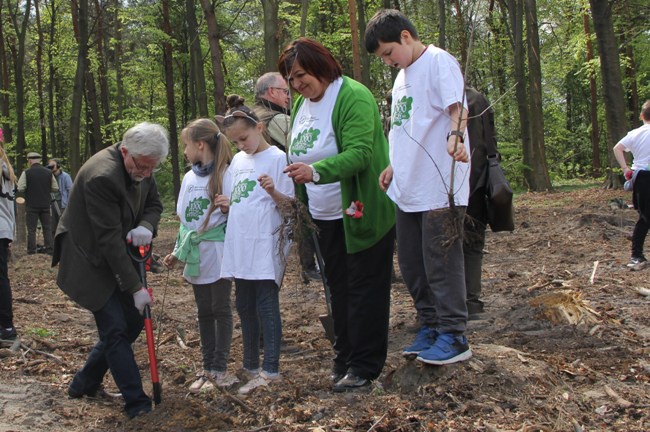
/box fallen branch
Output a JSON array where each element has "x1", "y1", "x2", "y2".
[
  {"x1": 589, "y1": 260, "x2": 599, "y2": 285},
  {"x1": 604, "y1": 384, "x2": 633, "y2": 408},
  {"x1": 19, "y1": 342, "x2": 68, "y2": 366},
  {"x1": 367, "y1": 413, "x2": 387, "y2": 432},
  {"x1": 205, "y1": 374, "x2": 256, "y2": 414}
]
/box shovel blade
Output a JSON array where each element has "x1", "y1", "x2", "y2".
[{"x1": 319, "y1": 314, "x2": 335, "y2": 345}]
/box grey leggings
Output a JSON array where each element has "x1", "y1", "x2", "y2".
[{"x1": 192, "y1": 279, "x2": 233, "y2": 372}]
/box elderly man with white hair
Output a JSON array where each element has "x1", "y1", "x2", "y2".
[{"x1": 53, "y1": 122, "x2": 168, "y2": 419}]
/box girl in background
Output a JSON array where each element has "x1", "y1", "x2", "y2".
[
  {"x1": 216, "y1": 98, "x2": 294, "y2": 395},
  {"x1": 163, "y1": 118, "x2": 237, "y2": 392},
  {"x1": 0, "y1": 129, "x2": 17, "y2": 341}
]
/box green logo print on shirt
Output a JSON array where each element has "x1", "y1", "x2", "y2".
[
  {"x1": 230, "y1": 179, "x2": 256, "y2": 204},
  {"x1": 185, "y1": 197, "x2": 210, "y2": 222},
  {"x1": 290, "y1": 127, "x2": 320, "y2": 155},
  {"x1": 392, "y1": 96, "x2": 413, "y2": 127}
]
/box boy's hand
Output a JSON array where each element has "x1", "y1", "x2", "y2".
[
  {"x1": 379, "y1": 165, "x2": 393, "y2": 192},
  {"x1": 162, "y1": 253, "x2": 178, "y2": 269},
  {"x1": 258, "y1": 174, "x2": 276, "y2": 195},
  {"x1": 214, "y1": 194, "x2": 230, "y2": 213},
  {"x1": 447, "y1": 137, "x2": 469, "y2": 163}
]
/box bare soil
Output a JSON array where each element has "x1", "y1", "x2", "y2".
[{"x1": 1, "y1": 187, "x2": 649, "y2": 432}]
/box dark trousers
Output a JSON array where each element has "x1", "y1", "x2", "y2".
[
  {"x1": 396, "y1": 207, "x2": 468, "y2": 334},
  {"x1": 51, "y1": 202, "x2": 63, "y2": 238},
  {"x1": 69, "y1": 289, "x2": 151, "y2": 417},
  {"x1": 314, "y1": 219, "x2": 394, "y2": 381},
  {"x1": 26, "y1": 207, "x2": 52, "y2": 253},
  {"x1": 192, "y1": 279, "x2": 233, "y2": 372},
  {"x1": 0, "y1": 239, "x2": 13, "y2": 329},
  {"x1": 463, "y1": 217, "x2": 486, "y2": 314},
  {"x1": 632, "y1": 171, "x2": 650, "y2": 259}
]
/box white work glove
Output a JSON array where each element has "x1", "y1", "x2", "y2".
[
  {"x1": 133, "y1": 288, "x2": 153, "y2": 315},
  {"x1": 126, "y1": 225, "x2": 153, "y2": 247}
]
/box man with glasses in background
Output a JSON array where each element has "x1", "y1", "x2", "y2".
[{"x1": 52, "y1": 122, "x2": 168, "y2": 419}]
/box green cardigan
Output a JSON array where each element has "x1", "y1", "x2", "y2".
[{"x1": 291, "y1": 76, "x2": 395, "y2": 253}]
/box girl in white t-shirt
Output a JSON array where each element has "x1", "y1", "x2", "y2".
[
  {"x1": 216, "y1": 100, "x2": 294, "y2": 395},
  {"x1": 163, "y1": 118, "x2": 238, "y2": 393}
]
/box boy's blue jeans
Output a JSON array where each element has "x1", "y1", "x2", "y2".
[
  {"x1": 396, "y1": 207, "x2": 468, "y2": 333},
  {"x1": 69, "y1": 289, "x2": 151, "y2": 417},
  {"x1": 235, "y1": 279, "x2": 281, "y2": 374},
  {"x1": 192, "y1": 279, "x2": 233, "y2": 372}
]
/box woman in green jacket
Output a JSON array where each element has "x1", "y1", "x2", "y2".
[{"x1": 281, "y1": 37, "x2": 395, "y2": 392}]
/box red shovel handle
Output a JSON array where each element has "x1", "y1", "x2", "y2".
[{"x1": 144, "y1": 304, "x2": 161, "y2": 405}]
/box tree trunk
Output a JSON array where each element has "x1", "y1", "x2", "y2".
[
  {"x1": 355, "y1": 0, "x2": 370, "y2": 87},
  {"x1": 200, "y1": 0, "x2": 226, "y2": 115},
  {"x1": 452, "y1": 1, "x2": 468, "y2": 71},
  {"x1": 583, "y1": 12, "x2": 600, "y2": 176},
  {"x1": 589, "y1": 0, "x2": 628, "y2": 189},
  {"x1": 300, "y1": 0, "x2": 308, "y2": 37},
  {"x1": 505, "y1": 0, "x2": 532, "y2": 190},
  {"x1": 347, "y1": 0, "x2": 361, "y2": 82},
  {"x1": 113, "y1": 0, "x2": 124, "y2": 121},
  {"x1": 438, "y1": 0, "x2": 446, "y2": 49},
  {"x1": 69, "y1": 0, "x2": 89, "y2": 176},
  {"x1": 85, "y1": 69, "x2": 102, "y2": 155},
  {"x1": 622, "y1": 1, "x2": 638, "y2": 127},
  {"x1": 0, "y1": 0, "x2": 12, "y2": 144},
  {"x1": 261, "y1": 0, "x2": 280, "y2": 72},
  {"x1": 162, "y1": 0, "x2": 181, "y2": 200},
  {"x1": 186, "y1": 0, "x2": 208, "y2": 117},
  {"x1": 47, "y1": 0, "x2": 58, "y2": 158},
  {"x1": 524, "y1": 0, "x2": 551, "y2": 191},
  {"x1": 94, "y1": 0, "x2": 111, "y2": 133},
  {"x1": 34, "y1": 0, "x2": 49, "y2": 160},
  {"x1": 8, "y1": 0, "x2": 32, "y2": 172}
]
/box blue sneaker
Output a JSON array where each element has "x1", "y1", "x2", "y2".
[
  {"x1": 403, "y1": 327, "x2": 438, "y2": 358},
  {"x1": 416, "y1": 333, "x2": 472, "y2": 365}
]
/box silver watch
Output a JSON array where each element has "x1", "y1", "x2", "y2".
[{"x1": 310, "y1": 165, "x2": 320, "y2": 183}]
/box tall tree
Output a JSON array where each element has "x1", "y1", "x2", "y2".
[
  {"x1": 355, "y1": 0, "x2": 370, "y2": 87},
  {"x1": 69, "y1": 0, "x2": 89, "y2": 175},
  {"x1": 186, "y1": 0, "x2": 208, "y2": 117},
  {"x1": 35, "y1": 0, "x2": 49, "y2": 160},
  {"x1": 589, "y1": 0, "x2": 627, "y2": 189},
  {"x1": 347, "y1": 0, "x2": 361, "y2": 81},
  {"x1": 112, "y1": 0, "x2": 124, "y2": 121},
  {"x1": 261, "y1": 0, "x2": 280, "y2": 71},
  {"x1": 583, "y1": 10, "x2": 600, "y2": 176},
  {"x1": 94, "y1": 0, "x2": 111, "y2": 130},
  {"x1": 162, "y1": 0, "x2": 181, "y2": 199},
  {"x1": 7, "y1": 0, "x2": 32, "y2": 171},
  {"x1": 200, "y1": 0, "x2": 226, "y2": 115},
  {"x1": 524, "y1": 0, "x2": 550, "y2": 190},
  {"x1": 0, "y1": 0, "x2": 13, "y2": 145},
  {"x1": 47, "y1": 0, "x2": 59, "y2": 158}
]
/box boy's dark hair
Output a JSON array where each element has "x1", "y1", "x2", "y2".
[
  {"x1": 364, "y1": 9, "x2": 419, "y2": 53},
  {"x1": 278, "y1": 37, "x2": 342, "y2": 84},
  {"x1": 642, "y1": 100, "x2": 650, "y2": 121}
]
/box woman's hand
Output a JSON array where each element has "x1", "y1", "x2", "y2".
[
  {"x1": 162, "y1": 253, "x2": 178, "y2": 269},
  {"x1": 379, "y1": 165, "x2": 393, "y2": 192},
  {"x1": 214, "y1": 194, "x2": 229, "y2": 214},
  {"x1": 284, "y1": 162, "x2": 313, "y2": 184}
]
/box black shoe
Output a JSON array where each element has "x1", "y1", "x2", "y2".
[
  {"x1": 301, "y1": 267, "x2": 321, "y2": 284},
  {"x1": 68, "y1": 384, "x2": 116, "y2": 400},
  {"x1": 332, "y1": 373, "x2": 370, "y2": 392},
  {"x1": 0, "y1": 327, "x2": 17, "y2": 340},
  {"x1": 330, "y1": 371, "x2": 345, "y2": 384},
  {"x1": 128, "y1": 406, "x2": 152, "y2": 419}
]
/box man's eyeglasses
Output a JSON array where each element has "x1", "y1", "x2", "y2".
[
  {"x1": 271, "y1": 87, "x2": 290, "y2": 95},
  {"x1": 130, "y1": 154, "x2": 160, "y2": 174}
]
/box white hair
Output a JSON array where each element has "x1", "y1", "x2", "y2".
[{"x1": 121, "y1": 122, "x2": 169, "y2": 161}]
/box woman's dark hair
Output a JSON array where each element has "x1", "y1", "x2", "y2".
[
  {"x1": 278, "y1": 38, "x2": 342, "y2": 84},
  {"x1": 226, "y1": 94, "x2": 245, "y2": 111},
  {"x1": 364, "y1": 9, "x2": 419, "y2": 53}
]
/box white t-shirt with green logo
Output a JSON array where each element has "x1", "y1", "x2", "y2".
[
  {"x1": 388, "y1": 44, "x2": 470, "y2": 212},
  {"x1": 176, "y1": 171, "x2": 227, "y2": 284},
  {"x1": 290, "y1": 77, "x2": 344, "y2": 220},
  {"x1": 220, "y1": 146, "x2": 294, "y2": 286}
]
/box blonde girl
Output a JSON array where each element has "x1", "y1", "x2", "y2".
[
  {"x1": 216, "y1": 99, "x2": 294, "y2": 395},
  {"x1": 163, "y1": 118, "x2": 237, "y2": 392}
]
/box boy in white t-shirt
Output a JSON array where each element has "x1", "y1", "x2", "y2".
[
  {"x1": 365, "y1": 9, "x2": 472, "y2": 365},
  {"x1": 614, "y1": 100, "x2": 650, "y2": 268}
]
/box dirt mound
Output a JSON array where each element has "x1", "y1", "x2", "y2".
[{"x1": 1, "y1": 187, "x2": 649, "y2": 431}]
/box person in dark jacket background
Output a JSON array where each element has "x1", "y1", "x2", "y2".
[{"x1": 17, "y1": 152, "x2": 58, "y2": 254}]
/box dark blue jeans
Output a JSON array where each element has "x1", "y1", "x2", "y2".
[
  {"x1": 235, "y1": 279, "x2": 281, "y2": 374},
  {"x1": 0, "y1": 238, "x2": 13, "y2": 329},
  {"x1": 69, "y1": 289, "x2": 151, "y2": 417}
]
